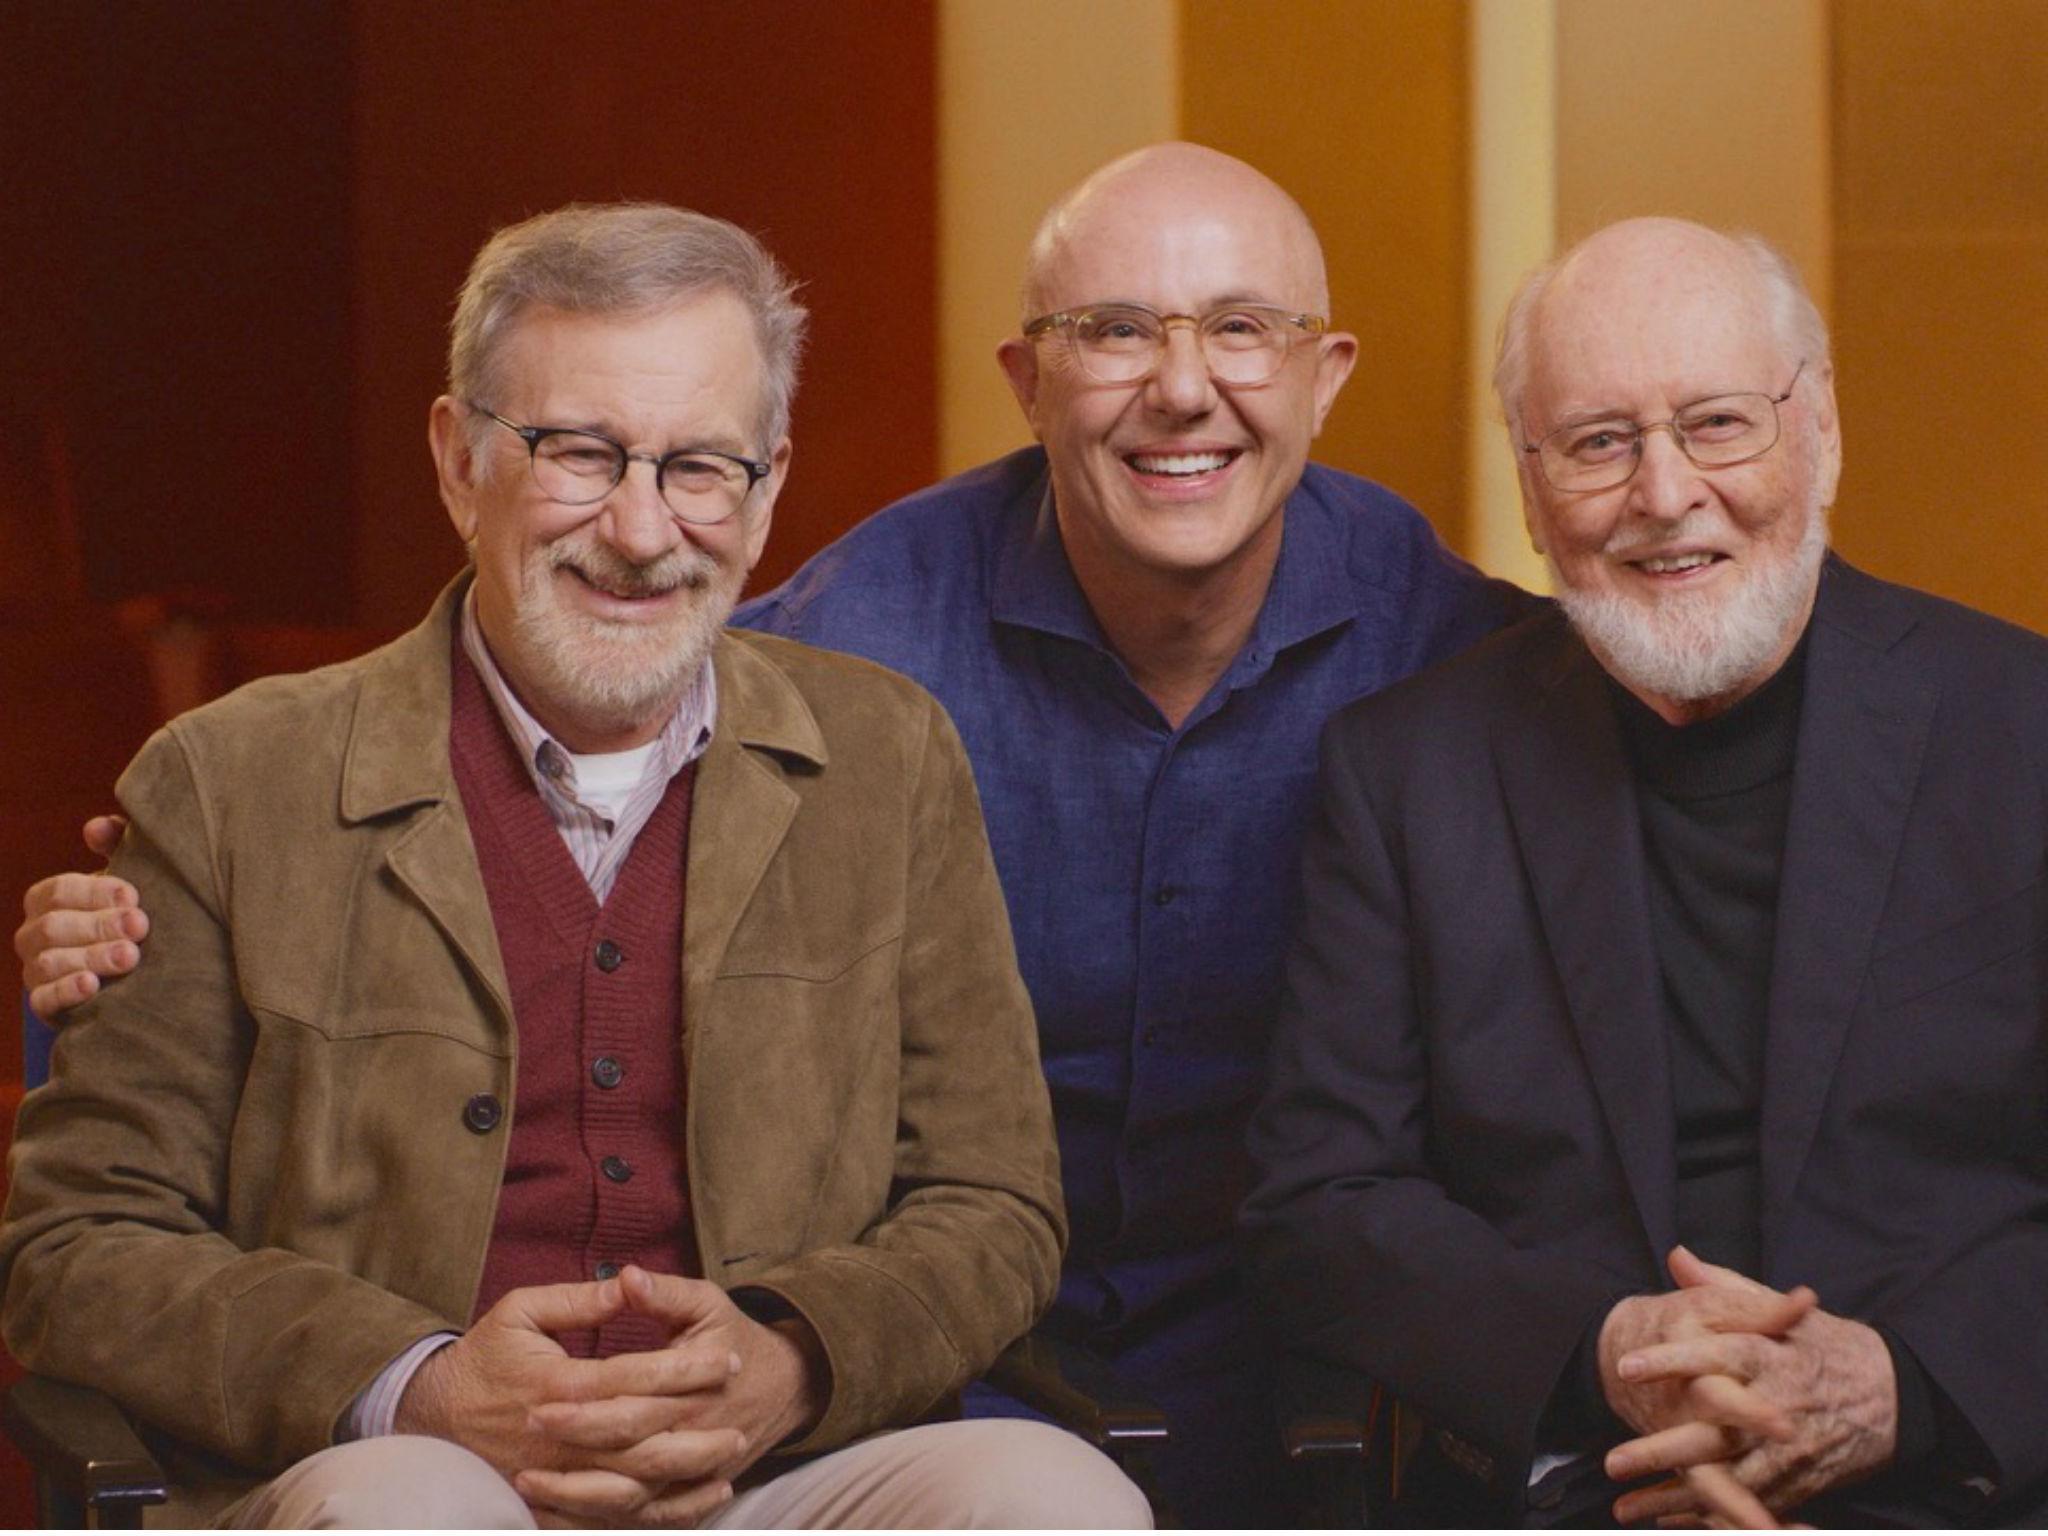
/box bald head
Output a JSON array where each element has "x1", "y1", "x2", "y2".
[
  {"x1": 1021, "y1": 142, "x2": 1329, "y2": 321},
  {"x1": 1494, "y1": 217, "x2": 1829, "y2": 438}
]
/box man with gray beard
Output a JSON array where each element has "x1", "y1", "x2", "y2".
[
  {"x1": 0, "y1": 203, "x2": 1148, "y2": 1529},
  {"x1": 1245, "y1": 218, "x2": 2048, "y2": 1526}
]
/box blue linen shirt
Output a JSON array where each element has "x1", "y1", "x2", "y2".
[
  {"x1": 737, "y1": 448, "x2": 1526, "y2": 1336},
  {"x1": 738, "y1": 447, "x2": 1528, "y2": 1519}
]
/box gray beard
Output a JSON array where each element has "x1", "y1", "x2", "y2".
[
  {"x1": 506, "y1": 539, "x2": 738, "y2": 738},
  {"x1": 1553, "y1": 506, "x2": 1828, "y2": 706}
]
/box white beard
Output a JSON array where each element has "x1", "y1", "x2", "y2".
[
  {"x1": 504, "y1": 534, "x2": 739, "y2": 738},
  {"x1": 1554, "y1": 502, "x2": 1828, "y2": 705}
]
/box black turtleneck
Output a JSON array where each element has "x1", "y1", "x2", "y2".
[{"x1": 1609, "y1": 632, "x2": 1810, "y2": 1276}]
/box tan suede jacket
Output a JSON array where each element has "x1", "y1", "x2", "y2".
[{"x1": 0, "y1": 578, "x2": 1064, "y2": 1517}]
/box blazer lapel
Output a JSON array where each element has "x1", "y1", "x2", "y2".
[
  {"x1": 1758, "y1": 563, "x2": 1937, "y2": 1271},
  {"x1": 1493, "y1": 625, "x2": 1679, "y2": 1266}
]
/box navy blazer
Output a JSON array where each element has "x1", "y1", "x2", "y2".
[{"x1": 1245, "y1": 556, "x2": 2048, "y2": 1521}]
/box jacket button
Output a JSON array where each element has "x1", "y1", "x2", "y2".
[
  {"x1": 462, "y1": 1094, "x2": 502, "y2": 1133},
  {"x1": 1153, "y1": 885, "x2": 1178, "y2": 906},
  {"x1": 594, "y1": 939, "x2": 624, "y2": 972},
  {"x1": 601, "y1": 1155, "x2": 633, "y2": 1183},
  {"x1": 592, "y1": 1056, "x2": 624, "y2": 1089}
]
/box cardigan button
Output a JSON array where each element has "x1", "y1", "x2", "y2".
[
  {"x1": 594, "y1": 939, "x2": 624, "y2": 972},
  {"x1": 594, "y1": 1262, "x2": 620, "y2": 1281},
  {"x1": 592, "y1": 1056, "x2": 624, "y2": 1089},
  {"x1": 601, "y1": 1155, "x2": 634, "y2": 1184},
  {"x1": 462, "y1": 1094, "x2": 502, "y2": 1134}
]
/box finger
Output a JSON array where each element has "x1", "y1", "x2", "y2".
[
  {"x1": 639, "y1": 1479, "x2": 735, "y2": 1528},
  {"x1": 23, "y1": 937, "x2": 144, "y2": 993},
  {"x1": 82, "y1": 815, "x2": 128, "y2": 860},
  {"x1": 533, "y1": 1368, "x2": 741, "y2": 1450},
  {"x1": 1616, "y1": 1465, "x2": 1777, "y2": 1531},
  {"x1": 1607, "y1": 1420, "x2": 1739, "y2": 1482},
  {"x1": 564, "y1": 1341, "x2": 748, "y2": 1403},
  {"x1": 20, "y1": 873, "x2": 138, "y2": 924},
  {"x1": 1685, "y1": 1461, "x2": 1779, "y2": 1529},
  {"x1": 515, "y1": 1467, "x2": 664, "y2": 1523},
  {"x1": 1664, "y1": 1250, "x2": 1817, "y2": 1337},
  {"x1": 588, "y1": 1427, "x2": 748, "y2": 1485},
  {"x1": 496, "y1": 1277, "x2": 627, "y2": 1338},
  {"x1": 29, "y1": 970, "x2": 102, "y2": 1018},
  {"x1": 1687, "y1": 1372, "x2": 1795, "y2": 1442},
  {"x1": 1616, "y1": 1474, "x2": 1704, "y2": 1525},
  {"x1": 19, "y1": 902, "x2": 149, "y2": 956},
  {"x1": 618, "y1": 1265, "x2": 730, "y2": 1329},
  {"x1": 1620, "y1": 1336, "x2": 1765, "y2": 1386},
  {"x1": 532, "y1": 1511, "x2": 603, "y2": 1531},
  {"x1": 1668, "y1": 1245, "x2": 1776, "y2": 1294}
]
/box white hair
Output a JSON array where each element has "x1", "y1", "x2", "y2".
[{"x1": 1492, "y1": 226, "x2": 1829, "y2": 440}]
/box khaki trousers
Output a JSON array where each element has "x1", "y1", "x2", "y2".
[{"x1": 226, "y1": 1419, "x2": 1154, "y2": 1529}]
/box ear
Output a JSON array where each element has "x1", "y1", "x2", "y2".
[
  {"x1": 429, "y1": 396, "x2": 484, "y2": 543},
  {"x1": 996, "y1": 336, "x2": 1044, "y2": 433},
  {"x1": 1307, "y1": 329, "x2": 1360, "y2": 436},
  {"x1": 1511, "y1": 430, "x2": 1549, "y2": 556},
  {"x1": 740, "y1": 437, "x2": 791, "y2": 571},
  {"x1": 1805, "y1": 360, "x2": 1843, "y2": 508}
]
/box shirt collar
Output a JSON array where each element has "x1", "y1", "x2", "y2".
[
  {"x1": 458, "y1": 585, "x2": 714, "y2": 802},
  {"x1": 988, "y1": 455, "x2": 1367, "y2": 661}
]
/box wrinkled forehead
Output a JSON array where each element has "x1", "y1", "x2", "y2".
[{"x1": 1524, "y1": 248, "x2": 1789, "y2": 421}]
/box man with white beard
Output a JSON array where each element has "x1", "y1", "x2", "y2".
[{"x1": 1245, "y1": 217, "x2": 2048, "y2": 1527}]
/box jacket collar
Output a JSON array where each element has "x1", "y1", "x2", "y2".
[
  {"x1": 339, "y1": 572, "x2": 827, "y2": 827},
  {"x1": 340, "y1": 575, "x2": 468, "y2": 824}
]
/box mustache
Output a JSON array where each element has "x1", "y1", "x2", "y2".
[
  {"x1": 546, "y1": 539, "x2": 719, "y2": 596},
  {"x1": 1602, "y1": 516, "x2": 1717, "y2": 558}
]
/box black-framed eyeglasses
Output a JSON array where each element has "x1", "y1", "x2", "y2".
[
  {"x1": 1522, "y1": 362, "x2": 1806, "y2": 492},
  {"x1": 470, "y1": 404, "x2": 772, "y2": 526},
  {"x1": 1022, "y1": 301, "x2": 1329, "y2": 386}
]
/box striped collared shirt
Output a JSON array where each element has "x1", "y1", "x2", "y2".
[{"x1": 458, "y1": 587, "x2": 714, "y2": 901}]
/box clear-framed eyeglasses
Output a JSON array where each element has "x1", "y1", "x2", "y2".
[
  {"x1": 1522, "y1": 362, "x2": 1806, "y2": 493},
  {"x1": 470, "y1": 404, "x2": 772, "y2": 526},
  {"x1": 1022, "y1": 302, "x2": 1329, "y2": 386}
]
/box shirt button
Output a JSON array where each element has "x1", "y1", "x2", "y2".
[
  {"x1": 594, "y1": 939, "x2": 624, "y2": 972},
  {"x1": 592, "y1": 1056, "x2": 624, "y2": 1089},
  {"x1": 594, "y1": 1261, "x2": 620, "y2": 1281},
  {"x1": 462, "y1": 1093, "x2": 502, "y2": 1133},
  {"x1": 1153, "y1": 885, "x2": 1178, "y2": 906},
  {"x1": 601, "y1": 1155, "x2": 634, "y2": 1184}
]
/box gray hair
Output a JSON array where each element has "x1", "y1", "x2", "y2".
[
  {"x1": 1492, "y1": 226, "x2": 1829, "y2": 438},
  {"x1": 449, "y1": 201, "x2": 808, "y2": 451}
]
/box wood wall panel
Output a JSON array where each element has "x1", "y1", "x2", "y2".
[
  {"x1": 1179, "y1": 0, "x2": 1470, "y2": 546},
  {"x1": 1830, "y1": 0, "x2": 2048, "y2": 633},
  {"x1": 346, "y1": 0, "x2": 939, "y2": 626},
  {"x1": 0, "y1": 2, "x2": 355, "y2": 625}
]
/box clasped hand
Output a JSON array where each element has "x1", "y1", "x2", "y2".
[
  {"x1": 1598, "y1": 1246, "x2": 1896, "y2": 1528},
  {"x1": 395, "y1": 1265, "x2": 823, "y2": 1528}
]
